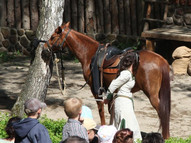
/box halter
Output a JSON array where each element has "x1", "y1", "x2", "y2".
[{"x1": 46, "y1": 27, "x2": 71, "y2": 51}]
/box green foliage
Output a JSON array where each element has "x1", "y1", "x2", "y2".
[
  {"x1": 0, "y1": 51, "x2": 22, "y2": 63},
  {"x1": 40, "y1": 115, "x2": 66, "y2": 143},
  {"x1": 0, "y1": 113, "x2": 11, "y2": 139},
  {"x1": 0, "y1": 113, "x2": 66, "y2": 143}
]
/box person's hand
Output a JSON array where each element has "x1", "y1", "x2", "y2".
[{"x1": 103, "y1": 99, "x2": 109, "y2": 104}]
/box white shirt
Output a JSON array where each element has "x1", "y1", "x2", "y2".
[{"x1": 108, "y1": 70, "x2": 135, "y2": 98}]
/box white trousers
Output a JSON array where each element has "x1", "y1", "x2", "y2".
[{"x1": 112, "y1": 96, "x2": 142, "y2": 142}]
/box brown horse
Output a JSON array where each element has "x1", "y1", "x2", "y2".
[{"x1": 43, "y1": 22, "x2": 171, "y2": 139}]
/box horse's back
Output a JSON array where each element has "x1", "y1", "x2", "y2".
[{"x1": 133, "y1": 50, "x2": 170, "y2": 95}]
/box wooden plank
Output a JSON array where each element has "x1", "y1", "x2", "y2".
[
  {"x1": 144, "y1": 0, "x2": 169, "y2": 4},
  {"x1": 110, "y1": 0, "x2": 119, "y2": 34},
  {"x1": 63, "y1": 0, "x2": 71, "y2": 24},
  {"x1": 30, "y1": 0, "x2": 39, "y2": 31},
  {"x1": 123, "y1": 0, "x2": 131, "y2": 35},
  {"x1": 103, "y1": 0, "x2": 111, "y2": 34},
  {"x1": 0, "y1": 0, "x2": 7, "y2": 26},
  {"x1": 118, "y1": 0, "x2": 124, "y2": 34},
  {"x1": 78, "y1": 0, "x2": 84, "y2": 33},
  {"x1": 71, "y1": 0, "x2": 77, "y2": 30},
  {"x1": 143, "y1": 18, "x2": 166, "y2": 23},
  {"x1": 15, "y1": 0, "x2": 21, "y2": 29},
  {"x1": 141, "y1": 26, "x2": 191, "y2": 42},
  {"x1": 7, "y1": 0, "x2": 15, "y2": 27},
  {"x1": 21, "y1": 0, "x2": 30, "y2": 29}
]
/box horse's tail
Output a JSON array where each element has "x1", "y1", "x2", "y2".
[{"x1": 159, "y1": 63, "x2": 171, "y2": 139}]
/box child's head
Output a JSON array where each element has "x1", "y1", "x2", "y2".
[{"x1": 64, "y1": 97, "x2": 83, "y2": 118}]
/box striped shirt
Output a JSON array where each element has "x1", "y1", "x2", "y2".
[{"x1": 62, "y1": 119, "x2": 89, "y2": 142}]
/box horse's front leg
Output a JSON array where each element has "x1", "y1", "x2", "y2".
[{"x1": 96, "y1": 100, "x2": 105, "y2": 125}]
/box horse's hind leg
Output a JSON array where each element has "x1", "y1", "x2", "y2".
[{"x1": 96, "y1": 100, "x2": 106, "y2": 125}]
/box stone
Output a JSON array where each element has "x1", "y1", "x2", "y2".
[
  {"x1": 0, "y1": 47, "x2": 8, "y2": 52},
  {"x1": 20, "y1": 35, "x2": 30, "y2": 48},
  {"x1": 17, "y1": 29, "x2": 25, "y2": 36},
  {"x1": 9, "y1": 35, "x2": 18, "y2": 44},
  {"x1": 25, "y1": 30, "x2": 36, "y2": 40},
  {"x1": 2, "y1": 40, "x2": 10, "y2": 48},
  {"x1": 184, "y1": 13, "x2": 191, "y2": 25},
  {"x1": 0, "y1": 33, "x2": 4, "y2": 41},
  {"x1": 10, "y1": 28, "x2": 17, "y2": 35},
  {"x1": 1, "y1": 27, "x2": 10, "y2": 39},
  {"x1": 172, "y1": 46, "x2": 191, "y2": 59},
  {"x1": 172, "y1": 58, "x2": 190, "y2": 75}
]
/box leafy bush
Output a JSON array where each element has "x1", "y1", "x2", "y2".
[
  {"x1": 40, "y1": 115, "x2": 66, "y2": 143},
  {"x1": 0, "y1": 113, "x2": 66, "y2": 143}
]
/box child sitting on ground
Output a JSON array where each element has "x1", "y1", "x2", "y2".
[{"x1": 62, "y1": 97, "x2": 89, "y2": 143}]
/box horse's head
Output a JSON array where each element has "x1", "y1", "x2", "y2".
[{"x1": 44, "y1": 22, "x2": 71, "y2": 52}]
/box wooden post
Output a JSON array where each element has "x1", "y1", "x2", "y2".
[
  {"x1": 85, "y1": 0, "x2": 96, "y2": 34},
  {"x1": 0, "y1": 0, "x2": 7, "y2": 26},
  {"x1": 118, "y1": 0, "x2": 124, "y2": 34},
  {"x1": 15, "y1": 0, "x2": 21, "y2": 29},
  {"x1": 143, "y1": 2, "x2": 152, "y2": 31},
  {"x1": 71, "y1": 0, "x2": 77, "y2": 30},
  {"x1": 124, "y1": 0, "x2": 131, "y2": 35},
  {"x1": 110, "y1": 0, "x2": 119, "y2": 34},
  {"x1": 103, "y1": 0, "x2": 111, "y2": 34},
  {"x1": 63, "y1": 0, "x2": 71, "y2": 24},
  {"x1": 21, "y1": 0, "x2": 30, "y2": 29},
  {"x1": 30, "y1": 0, "x2": 39, "y2": 31},
  {"x1": 130, "y1": 0, "x2": 137, "y2": 36},
  {"x1": 78, "y1": 0, "x2": 84, "y2": 33},
  {"x1": 7, "y1": 0, "x2": 15, "y2": 27},
  {"x1": 95, "y1": 0, "x2": 104, "y2": 33},
  {"x1": 146, "y1": 39, "x2": 155, "y2": 51}
]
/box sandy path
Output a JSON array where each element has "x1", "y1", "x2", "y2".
[{"x1": 0, "y1": 56, "x2": 191, "y2": 139}]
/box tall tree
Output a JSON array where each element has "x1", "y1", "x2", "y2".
[{"x1": 12, "y1": 0, "x2": 65, "y2": 117}]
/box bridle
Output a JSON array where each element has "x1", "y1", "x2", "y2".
[{"x1": 46, "y1": 27, "x2": 71, "y2": 52}]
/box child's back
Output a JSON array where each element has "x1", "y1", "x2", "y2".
[{"x1": 62, "y1": 97, "x2": 89, "y2": 143}]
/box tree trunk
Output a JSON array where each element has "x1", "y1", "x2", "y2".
[{"x1": 12, "y1": 0, "x2": 65, "y2": 117}]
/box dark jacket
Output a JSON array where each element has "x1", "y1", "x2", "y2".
[{"x1": 13, "y1": 118, "x2": 52, "y2": 143}]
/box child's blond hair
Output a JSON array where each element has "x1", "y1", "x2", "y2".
[{"x1": 64, "y1": 97, "x2": 82, "y2": 118}]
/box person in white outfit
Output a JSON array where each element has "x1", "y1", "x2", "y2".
[{"x1": 104, "y1": 52, "x2": 142, "y2": 142}]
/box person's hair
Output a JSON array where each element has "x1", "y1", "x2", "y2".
[
  {"x1": 62, "y1": 136, "x2": 88, "y2": 143},
  {"x1": 5, "y1": 116, "x2": 21, "y2": 139},
  {"x1": 118, "y1": 52, "x2": 137, "y2": 74},
  {"x1": 142, "y1": 132, "x2": 164, "y2": 143},
  {"x1": 64, "y1": 97, "x2": 82, "y2": 118},
  {"x1": 112, "y1": 128, "x2": 133, "y2": 143}
]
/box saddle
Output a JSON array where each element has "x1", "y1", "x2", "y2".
[
  {"x1": 92, "y1": 44, "x2": 135, "y2": 95},
  {"x1": 98, "y1": 44, "x2": 134, "y2": 74}
]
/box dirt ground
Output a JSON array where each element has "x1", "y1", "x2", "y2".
[{"x1": 0, "y1": 55, "x2": 191, "y2": 139}]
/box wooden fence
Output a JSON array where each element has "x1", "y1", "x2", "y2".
[
  {"x1": 0, "y1": 0, "x2": 40, "y2": 31},
  {"x1": 0, "y1": 0, "x2": 172, "y2": 37}
]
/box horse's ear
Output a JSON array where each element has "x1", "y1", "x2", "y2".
[
  {"x1": 55, "y1": 26, "x2": 62, "y2": 34},
  {"x1": 65, "y1": 22, "x2": 70, "y2": 27}
]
